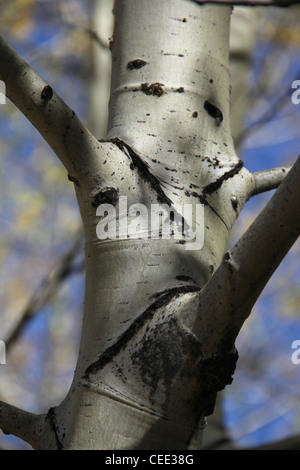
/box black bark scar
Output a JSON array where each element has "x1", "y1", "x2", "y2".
[
  {"x1": 109, "y1": 138, "x2": 173, "y2": 206},
  {"x1": 141, "y1": 82, "x2": 165, "y2": 97},
  {"x1": 46, "y1": 407, "x2": 64, "y2": 450},
  {"x1": 175, "y1": 275, "x2": 196, "y2": 283},
  {"x1": 127, "y1": 59, "x2": 148, "y2": 70},
  {"x1": 92, "y1": 187, "x2": 119, "y2": 208},
  {"x1": 197, "y1": 350, "x2": 239, "y2": 416},
  {"x1": 84, "y1": 285, "x2": 200, "y2": 379},
  {"x1": 185, "y1": 189, "x2": 222, "y2": 222},
  {"x1": 100, "y1": 138, "x2": 192, "y2": 231},
  {"x1": 204, "y1": 100, "x2": 223, "y2": 124},
  {"x1": 185, "y1": 160, "x2": 243, "y2": 227},
  {"x1": 41, "y1": 85, "x2": 53, "y2": 102},
  {"x1": 202, "y1": 160, "x2": 244, "y2": 196}
]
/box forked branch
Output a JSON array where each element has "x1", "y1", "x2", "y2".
[
  {"x1": 0, "y1": 36, "x2": 100, "y2": 177},
  {"x1": 197, "y1": 154, "x2": 300, "y2": 354}
]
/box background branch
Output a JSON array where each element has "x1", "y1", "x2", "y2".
[{"x1": 5, "y1": 231, "x2": 84, "y2": 352}]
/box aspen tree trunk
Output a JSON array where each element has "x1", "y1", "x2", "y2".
[
  {"x1": 0, "y1": 0, "x2": 299, "y2": 450},
  {"x1": 49, "y1": 0, "x2": 253, "y2": 450}
]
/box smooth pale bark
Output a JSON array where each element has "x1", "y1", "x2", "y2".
[
  {"x1": 88, "y1": 0, "x2": 114, "y2": 138},
  {"x1": 251, "y1": 165, "x2": 292, "y2": 196},
  {"x1": 0, "y1": 0, "x2": 298, "y2": 450},
  {"x1": 50, "y1": 1, "x2": 251, "y2": 449}
]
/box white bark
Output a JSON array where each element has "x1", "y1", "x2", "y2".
[
  {"x1": 52, "y1": 0, "x2": 254, "y2": 449},
  {"x1": 0, "y1": 0, "x2": 298, "y2": 450}
]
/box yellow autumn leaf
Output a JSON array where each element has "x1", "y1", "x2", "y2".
[{"x1": 16, "y1": 192, "x2": 46, "y2": 229}]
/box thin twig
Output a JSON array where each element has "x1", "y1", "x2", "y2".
[
  {"x1": 250, "y1": 165, "x2": 292, "y2": 197},
  {"x1": 5, "y1": 231, "x2": 84, "y2": 351}
]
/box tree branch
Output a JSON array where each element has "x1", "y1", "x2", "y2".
[
  {"x1": 194, "y1": 0, "x2": 300, "y2": 6},
  {"x1": 196, "y1": 154, "x2": 300, "y2": 354},
  {"x1": 56, "y1": 0, "x2": 110, "y2": 50},
  {"x1": 250, "y1": 165, "x2": 292, "y2": 197},
  {"x1": 0, "y1": 36, "x2": 100, "y2": 176},
  {"x1": 0, "y1": 401, "x2": 44, "y2": 448}
]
